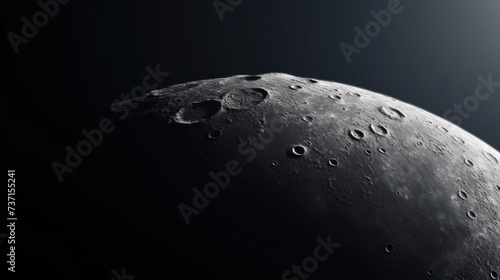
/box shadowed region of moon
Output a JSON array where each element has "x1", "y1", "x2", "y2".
[{"x1": 114, "y1": 73, "x2": 500, "y2": 280}]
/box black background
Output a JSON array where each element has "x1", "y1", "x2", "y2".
[{"x1": 2, "y1": 0, "x2": 500, "y2": 279}]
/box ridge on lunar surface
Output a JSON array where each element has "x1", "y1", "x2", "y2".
[{"x1": 113, "y1": 73, "x2": 500, "y2": 280}]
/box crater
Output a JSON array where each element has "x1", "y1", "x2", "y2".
[
  {"x1": 222, "y1": 88, "x2": 269, "y2": 110},
  {"x1": 174, "y1": 100, "x2": 221, "y2": 124}
]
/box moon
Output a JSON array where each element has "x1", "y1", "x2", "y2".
[{"x1": 114, "y1": 73, "x2": 500, "y2": 279}]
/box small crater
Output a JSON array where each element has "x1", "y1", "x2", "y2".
[
  {"x1": 385, "y1": 244, "x2": 394, "y2": 253},
  {"x1": 379, "y1": 106, "x2": 405, "y2": 120},
  {"x1": 289, "y1": 145, "x2": 306, "y2": 157},
  {"x1": 370, "y1": 124, "x2": 389, "y2": 136},
  {"x1": 437, "y1": 126, "x2": 449, "y2": 133},
  {"x1": 290, "y1": 85, "x2": 302, "y2": 90},
  {"x1": 458, "y1": 190, "x2": 468, "y2": 200},
  {"x1": 379, "y1": 148, "x2": 387, "y2": 154},
  {"x1": 465, "y1": 159, "x2": 474, "y2": 167},
  {"x1": 350, "y1": 129, "x2": 365, "y2": 140},
  {"x1": 329, "y1": 159, "x2": 339, "y2": 167},
  {"x1": 222, "y1": 88, "x2": 268, "y2": 110},
  {"x1": 329, "y1": 94, "x2": 342, "y2": 101},
  {"x1": 483, "y1": 151, "x2": 499, "y2": 164},
  {"x1": 271, "y1": 161, "x2": 278, "y2": 166},
  {"x1": 174, "y1": 100, "x2": 221, "y2": 124},
  {"x1": 491, "y1": 271, "x2": 498, "y2": 279},
  {"x1": 167, "y1": 97, "x2": 184, "y2": 107},
  {"x1": 309, "y1": 79, "x2": 319, "y2": 83},
  {"x1": 302, "y1": 116, "x2": 314, "y2": 122},
  {"x1": 467, "y1": 210, "x2": 476, "y2": 219},
  {"x1": 427, "y1": 269, "x2": 434, "y2": 277},
  {"x1": 453, "y1": 136, "x2": 465, "y2": 145},
  {"x1": 365, "y1": 150, "x2": 372, "y2": 155},
  {"x1": 208, "y1": 129, "x2": 223, "y2": 139}
]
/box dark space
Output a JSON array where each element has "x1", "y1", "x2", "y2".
[{"x1": 2, "y1": 0, "x2": 500, "y2": 279}]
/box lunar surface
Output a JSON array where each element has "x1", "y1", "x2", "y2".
[{"x1": 113, "y1": 73, "x2": 500, "y2": 279}]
